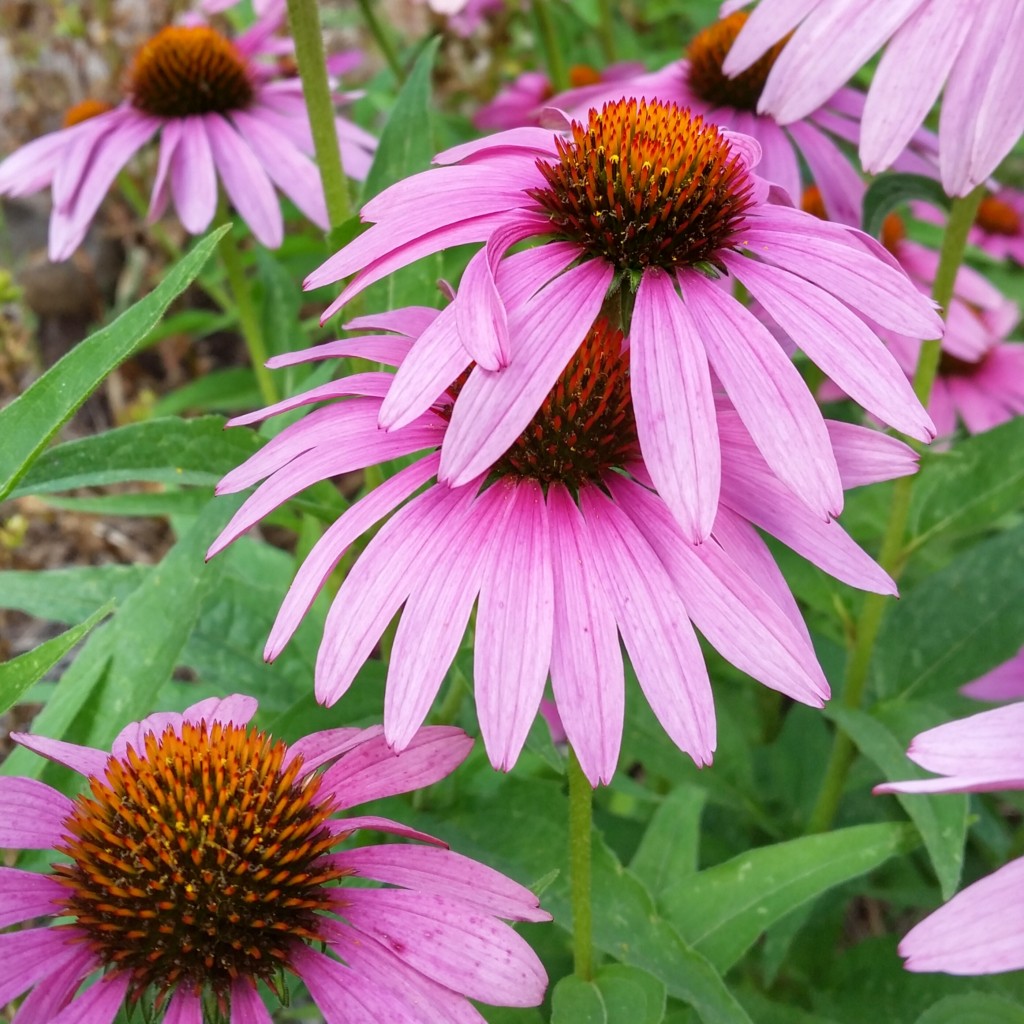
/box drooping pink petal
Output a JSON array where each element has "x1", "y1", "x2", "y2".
[
  {"x1": 326, "y1": 815, "x2": 447, "y2": 847},
  {"x1": 440, "y1": 259, "x2": 614, "y2": 486},
  {"x1": 229, "y1": 979, "x2": 273, "y2": 1024},
  {"x1": 283, "y1": 725, "x2": 384, "y2": 774},
  {"x1": 722, "y1": 0, "x2": 820, "y2": 77},
  {"x1": 0, "y1": 126, "x2": 79, "y2": 197},
  {"x1": 785, "y1": 120, "x2": 862, "y2": 226},
  {"x1": 164, "y1": 990, "x2": 205, "y2": 1024},
  {"x1": 7, "y1": 734, "x2": 107, "y2": 778},
  {"x1": 0, "y1": 868, "x2": 64, "y2": 929},
  {"x1": 0, "y1": 927, "x2": 91, "y2": 1005},
  {"x1": 961, "y1": 648, "x2": 1024, "y2": 702},
  {"x1": 319, "y1": 727, "x2": 473, "y2": 810},
  {"x1": 826, "y1": 420, "x2": 919, "y2": 487},
  {"x1": 227, "y1": 373, "x2": 395, "y2": 427},
  {"x1": 547, "y1": 483, "x2": 623, "y2": 786},
  {"x1": 0, "y1": 778, "x2": 73, "y2": 849},
  {"x1": 265, "y1": 454, "x2": 440, "y2": 660},
  {"x1": 148, "y1": 119, "x2": 182, "y2": 223},
  {"x1": 182, "y1": 694, "x2": 259, "y2": 729},
  {"x1": 170, "y1": 116, "x2": 218, "y2": 234},
  {"x1": 681, "y1": 269, "x2": 843, "y2": 520},
  {"x1": 475, "y1": 478, "x2": 554, "y2": 772},
  {"x1": 340, "y1": 889, "x2": 548, "y2": 1006},
  {"x1": 328, "y1": 845, "x2": 550, "y2": 922},
  {"x1": 266, "y1": 334, "x2": 414, "y2": 370},
  {"x1": 48, "y1": 971, "x2": 130, "y2": 1024},
  {"x1": 8, "y1": 946, "x2": 96, "y2": 1024},
  {"x1": 903, "y1": 704, "x2": 1024, "y2": 782},
  {"x1": 434, "y1": 126, "x2": 560, "y2": 165},
  {"x1": 631, "y1": 268, "x2": 719, "y2": 543},
  {"x1": 345, "y1": 306, "x2": 442, "y2": 336},
  {"x1": 899, "y1": 857, "x2": 1024, "y2": 975}
]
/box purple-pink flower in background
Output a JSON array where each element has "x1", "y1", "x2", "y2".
[
  {"x1": 961, "y1": 646, "x2": 1024, "y2": 702},
  {"x1": 721, "y1": 0, "x2": 1024, "y2": 196},
  {"x1": 916, "y1": 187, "x2": 1024, "y2": 265},
  {"x1": 876, "y1": 704, "x2": 1024, "y2": 974},
  {"x1": 0, "y1": 8, "x2": 375, "y2": 258},
  {"x1": 0, "y1": 694, "x2": 548, "y2": 1022},
  {"x1": 306, "y1": 97, "x2": 938, "y2": 543},
  {"x1": 208, "y1": 304, "x2": 918, "y2": 785}
]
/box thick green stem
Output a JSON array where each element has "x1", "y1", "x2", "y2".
[
  {"x1": 568, "y1": 747, "x2": 594, "y2": 980},
  {"x1": 216, "y1": 217, "x2": 277, "y2": 405},
  {"x1": 597, "y1": 0, "x2": 616, "y2": 63},
  {"x1": 531, "y1": 0, "x2": 569, "y2": 93},
  {"x1": 804, "y1": 185, "x2": 986, "y2": 835},
  {"x1": 286, "y1": 0, "x2": 353, "y2": 230},
  {"x1": 355, "y1": 0, "x2": 405, "y2": 83}
]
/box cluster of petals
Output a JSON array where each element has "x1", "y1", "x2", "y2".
[
  {"x1": 208, "y1": 302, "x2": 920, "y2": 786},
  {"x1": 305, "y1": 102, "x2": 939, "y2": 545},
  {"x1": 721, "y1": 0, "x2": 1024, "y2": 196},
  {"x1": 0, "y1": 694, "x2": 548, "y2": 1022},
  {"x1": 0, "y1": 6, "x2": 376, "y2": 258},
  {"x1": 876, "y1": 703, "x2": 1024, "y2": 974}
]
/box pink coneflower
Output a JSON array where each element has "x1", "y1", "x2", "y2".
[
  {"x1": 875, "y1": 704, "x2": 1024, "y2": 974},
  {"x1": 208, "y1": 306, "x2": 918, "y2": 785},
  {"x1": 306, "y1": 97, "x2": 938, "y2": 542},
  {"x1": 721, "y1": 0, "x2": 1024, "y2": 196},
  {"x1": 961, "y1": 646, "x2": 1024, "y2": 701},
  {"x1": 0, "y1": 694, "x2": 548, "y2": 1021},
  {"x1": 0, "y1": 10, "x2": 375, "y2": 259},
  {"x1": 915, "y1": 187, "x2": 1024, "y2": 265}
]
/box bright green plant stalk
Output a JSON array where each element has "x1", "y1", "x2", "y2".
[
  {"x1": 805, "y1": 184, "x2": 986, "y2": 836},
  {"x1": 215, "y1": 215, "x2": 277, "y2": 406},
  {"x1": 568, "y1": 746, "x2": 594, "y2": 980},
  {"x1": 286, "y1": 0, "x2": 353, "y2": 230},
  {"x1": 355, "y1": 0, "x2": 405, "y2": 83},
  {"x1": 531, "y1": 0, "x2": 569, "y2": 93}
]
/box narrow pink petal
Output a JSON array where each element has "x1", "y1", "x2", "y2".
[
  {"x1": 0, "y1": 927, "x2": 91, "y2": 1005},
  {"x1": 169, "y1": 116, "x2": 218, "y2": 234},
  {"x1": 341, "y1": 889, "x2": 547, "y2": 1006},
  {"x1": 631, "y1": 268, "x2": 720, "y2": 543},
  {"x1": 0, "y1": 868, "x2": 64, "y2": 929},
  {"x1": 345, "y1": 307, "x2": 441, "y2": 336},
  {"x1": 326, "y1": 815, "x2": 447, "y2": 847},
  {"x1": 183, "y1": 694, "x2": 258, "y2": 728},
  {"x1": 434, "y1": 126, "x2": 559, "y2": 164},
  {"x1": 229, "y1": 979, "x2": 273, "y2": 1024},
  {"x1": 681, "y1": 269, "x2": 843, "y2": 520},
  {"x1": 329, "y1": 845, "x2": 550, "y2": 922},
  {"x1": 51, "y1": 114, "x2": 119, "y2": 212},
  {"x1": 50, "y1": 977, "x2": 131, "y2": 1024},
  {"x1": 148, "y1": 120, "x2": 182, "y2": 223},
  {"x1": 961, "y1": 648, "x2": 1024, "y2": 702},
  {"x1": 905, "y1": 704, "x2": 1024, "y2": 780},
  {"x1": 455, "y1": 244, "x2": 509, "y2": 371},
  {"x1": 785, "y1": 120, "x2": 862, "y2": 226},
  {"x1": 383, "y1": 496, "x2": 493, "y2": 749},
  {"x1": 8, "y1": 946, "x2": 96, "y2": 1024},
  {"x1": 722, "y1": 0, "x2": 819, "y2": 76},
  {"x1": 860, "y1": 0, "x2": 969, "y2": 173},
  {"x1": 226, "y1": 373, "x2": 394, "y2": 427},
  {"x1": 494, "y1": 239, "x2": 580, "y2": 310},
  {"x1": 165, "y1": 990, "x2": 204, "y2": 1024},
  {"x1": 110, "y1": 714, "x2": 181, "y2": 759},
  {"x1": 826, "y1": 420, "x2": 918, "y2": 487},
  {"x1": 205, "y1": 113, "x2": 282, "y2": 247},
  {"x1": 900, "y1": 857, "x2": 1024, "y2": 974},
  {"x1": 283, "y1": 725, "x2": 385, "y2": 774},
  {"x1": 877, "y1": 775, "x2": 1024, "y2": 796},
  {"x1": 475, "y1": 479, "x2": 554, "y2": 772},
  {"x1": 0, "y1": 127, "x2": 76, "y2": 197},
  {"x1": 579, "y1": 485, "x2": 716, "y2": 765},
  {"x1": 378, "y1": 303, "x2": 472, "y2": 431},
  {"x1": 8, "y1": 734, "x2": 107, "y2": 778},
  {"x1": 320, "y1": 727, "x2": 473, "y2": 810},
  {"x1": 0, "y1": 778, "x2": 72, "y2": 848},
  {"x1": 231, "y1": 109, "x2": 329, "y2": 229},
  {"x1": 440, "y1": 259, "x2": 614, "y2": 486},
  {"x1": 608, "y1": 476, "x2": 828, "y2": 706},
  {"x1": 723, "y1": 252, "x2": 934, "y2": 440},
  {"x1": 744, "y1": 115, "x2": 801, "y2": 202},
  {"x1": 265, "y1": 454, "x2": 440, "y2": 660},
  {"x1": 315, "y1": 485, "x2": 475, "y2": 706},
  {"x1": 547, "y1": 483, "x2": 623, "y2": 786},
  {"x1": 266, "y1": 334, "x2": 414, "y2": 370}
]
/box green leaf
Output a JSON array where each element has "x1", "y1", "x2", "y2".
[
  {"x1": 660, "y1": 823, "x2": 917, "y2": 973},
  {"x1": 362, "y1": 37, "x2": 441, "y2": 201},
  {"x1": 40, "y1": 490, "x2": 211, "y2": 518},
  {"x1": 254, "y1": 248, "x2": 304, "y2": 358},
  {"x1": 876, "y1": 522, "x2": 1024, "y2": 699},
  {"x1": 551, "y1": 976, "x2": 607, "y2": 1024},
  {"x1": 915, "y1": 994, "x2": 1024, "y2": 1024},
  {"x1": 908, "y1": 418, "x2": 1024, "y2": 545},
  {"x1": 152, "y1": 369, "x2": 262, "y2": 417},
  {"x1": 0, "y1": 565, "x2": 150, "y2": 624},
  {"x1": 862, "y1": 174, "x2": 951, "y2": 237},
  {"x1": 630, "y1": 784, "x2": 707, "y2": 897},
  {"x1": 11, "y1": 416, "x2": 262, "y2": 497},
  {"x1": 0, "y1": 495, "x2": 238, "y2": 780},
  {"x1": 595, "y1": 964, "x2": 667, "y2": 1024},
  {"x1": 831, "y1": 705, "x2": 967, "y2": 900},
  {"x1": 0, "y1": 601, "x2": 114, "y2": 715},
  {"x1": 0, "y1": 227, "x2": 228, "y2": 501}
]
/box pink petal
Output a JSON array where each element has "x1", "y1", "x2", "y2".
[
  {"x1": 0, "y1": 868, "x2": 64, "y2": 929},
  {"x1": 148, "y1": 119, "x2": 181, "y2": 223},
  {"x1": 182, "y1": 694, "x2": 258, "y2": 728},
  {"x1": 786, "y1": 120, "x2": 863, "y2": 227},
  {"x1": 961, "y1": 648, "x2": 1024, "y2": 702},
  {"x1": 170, "y1": 117, "x2": 218, "y2": 234},
  {"x1": 826, "y1": 420, "x2": 918, "y2": 487},
  {"x1": 326, "y1": 815, "x2": 447, "y2": 847},
  {"x1": 681, "y1": 269, "x2": 843, "y2": 520},
  {"x1": 722, "y1": 0, "x2": 819, "y2": 76},
  {"x1": 345, "y1": 306, "x2": 441, "y2": 336},
  {"x1": 0, "y1": 778, "x2": 73, "y2": 848},
  {"x1": 8, "y1": 734, "x2": 107, "y2": 778},
  {"x1": 631, "y1": 268, "x2": 719, "y2": 543},
  {"x1": 266, "y1": 334, "x2": 414, "y2": 370},
  {"x1": 49, "y1": 971, "x2": 129, "y2": 1024},
  {"x1": 165, "y1": 990, "x2": 204, "y2": 1024},
  {"x1": 0, "y1": 927, "x2": 91, "y2": 1005},
  {"x1": 229, "y1": 980, "x2": 273, "y2": 1024},
  {"x1": 475, "y1": 479, "x2": 554, "y2": 772},
  {"x1": 283, "y1": 725, "x2": 385, "y2": 774},
  {"x1": 8, "y1": 946, "x2": 96, "y2": 1024},
  {"x1": 906, "y1": 704, "x2": 1024, "y2": 781},
  {"x1": 226, "y1": 373, "x2": 394, "y2": 427}
]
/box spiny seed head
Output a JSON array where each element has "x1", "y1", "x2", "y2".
[
  {"x1": 687, "y1": 12, "x2": 789, "y2": 112},
  {"x1": 529, "y1": 98, "x2": 755, "y2": 275},
  {"x1": 53, "y1": 721, "x2": 346, "y2": 1005},
  {"x1": 63, "y1": 99, "x2": 114, "y2": 128},
  {"x1": 976, "y1": 195, "x2": 1021, "y2": 236},
  {"x1": 492, "y1": 317, "x2": 638, "y2": 486},
  {"x1": 127, "y1": 25, "x2": 254, "y2": 118}
]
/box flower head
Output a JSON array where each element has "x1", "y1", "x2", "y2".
[
  {"x1": 307, "y1": 97, "x2": 939, "y2": 543},
  {"x1": 0, "y1": 695, "x2": 548, "y2": 1021},
  {"x1": 209, "y1": 301, "x2": 918, "y2": 785},
  {"x1": 875, "y1": 703, "x2": 1024, "y2": 974},
  {"x1": 0, "y1": 9, "x2": 375, "y2": 258},
  {"x1": 720, "y1": 0, "x2": 1024, "y2": 196}
]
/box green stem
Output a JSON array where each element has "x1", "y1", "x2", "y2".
[
  {"x1": 804, "y1": 185, "x2": 986, "y2": 836},
  {"x1": 597, "y1": 0, "x2": 616, "y2": 63},
  {"x1": 531, "y1": 0, "x2": 569, "y2": 93},
  {"x1": 216, "y1": 216, "x2": 277, "y2": 405},
  {"x1": 568, "y1": 746, "x2": 594, "y2": 980},
  {"x1": 355, "y1": 0, "x2": 405, "y2": 83},
  {"x1": 286, "y1": 0, "x2": 353, "y2": 230}
]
